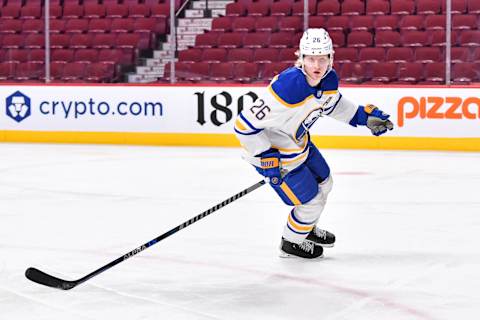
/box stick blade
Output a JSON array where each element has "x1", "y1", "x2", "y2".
[{"x1": 25, "y1": 267, "x2": 77, "y2": 290}]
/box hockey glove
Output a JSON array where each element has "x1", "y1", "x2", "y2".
[
  {"x1": 365, "y1": 104, "x2": 394, "y2": 136},
  {"x1": 259, "y1": 148, "x2": 282, "y2": 186}
]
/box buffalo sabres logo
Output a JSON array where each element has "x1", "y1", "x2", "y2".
[{"x1": 6, "y1": 91, "x2": 31, "y2": 123}]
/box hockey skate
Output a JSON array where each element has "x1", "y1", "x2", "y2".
[
  {"x1": 306, "y1": 227, "x2": 335, "y2": 247},
  {"x1": 279, "y1": 238, "x2": 323, "y2": 259}
]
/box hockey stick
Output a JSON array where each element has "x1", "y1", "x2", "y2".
[{"x1": 25, "y1": 179, "x2": 266, "y2": 290}]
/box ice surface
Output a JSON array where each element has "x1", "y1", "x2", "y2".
[{"x1": 1, "y1": 143, "x2": 479, "y2": 320}]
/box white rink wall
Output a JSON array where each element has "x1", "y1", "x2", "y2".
[{"x1": 0, "y1": 84, "x2": 479, "y2": 151}]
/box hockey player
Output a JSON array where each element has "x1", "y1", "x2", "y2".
[{"x1": 234, "y1": 28, "x2": 394, "y2": 259}]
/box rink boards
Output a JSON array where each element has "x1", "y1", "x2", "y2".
[{"x1": 0, "y1": 83, "x2": 479, "y2": 151}]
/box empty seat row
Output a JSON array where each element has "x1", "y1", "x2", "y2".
[
  {"x1": 0, "y1": 61, "x2": 117, "y2": 82},
  {"x1": 225, "y1": 0, "x2": 480, "y2": 17},
  {"x1": 164, "y1": 61, "x2": 292, "y2": 83},
  {"x1": 0, "y1": 32, "x2": 152, "y2": 49},
  {"x1": 337, "y1": 61, "x2": 480, "y2": 84},
  {"x1": 161, "y1": 61, "x2": 480, "y2": 84},
  {"x1": 0, "y1": 17, "x2": 166, "y2": 34},
  {"x1": 0, "y1": 3, "x2": 172, "y2": 19},
  {"x1": 0, "y1": 48, "x2": 134, "y2": 64},
  {"x1": 193, "y1": 30, "x2": 480, "y2": 49},
  {"x1": 179, "y1": 47, "x2": 298, "y2": 64},
  {"x1": 213, "y1": 15, "x2": 480, "y2": 34},
  {"x1": 0, "y1": 0, "x2": 172, "y2": 6},
  {"x1": 336, "y1": 46, "x2": 480, "y2": 63}
]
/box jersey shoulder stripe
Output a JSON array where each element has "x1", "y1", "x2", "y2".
[{"x1": 268, "y1": 67, "x2": 314, "y2": 108}]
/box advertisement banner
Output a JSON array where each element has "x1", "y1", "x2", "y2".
[{"x1": 0, "y1": 85, "x2": 479, "y2": 149}]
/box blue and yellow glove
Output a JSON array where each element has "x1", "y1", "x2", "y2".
[
  {"x1": 259, "y1": 148, "x2": 282, "y2": 186},
  {"x1": 364, "y1": 104, "x2": 394, "y2": 136},
  {"x1": 352, "y1": 104, "x2": 394, "y2": 136}
]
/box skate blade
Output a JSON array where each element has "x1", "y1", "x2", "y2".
[{"x1": 279, "y1": 251, "x2": 324, "y2": 259}]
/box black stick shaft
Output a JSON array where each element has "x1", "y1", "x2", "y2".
[{"x1": 26, "y1": 179, "x2": 266, "y2": 290}]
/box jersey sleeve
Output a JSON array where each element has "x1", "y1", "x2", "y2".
[{"x1": 320, "y1": 70, "x2": 359, "y2": 124}]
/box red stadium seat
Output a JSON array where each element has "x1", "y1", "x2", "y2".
[
  {"x1": 452, "y1": 62, "x2": 477, "y2": 83},
  {"x1": 211, "y1": 16, "x2": 232, "y2": 32},
  {"x1": 2, "y1": 34, "x2": 24, "y2": 49},
  {"x1": 468, "y1": 0, "x2": 480, "y2": 13},
  {"x1": 65, "y1": 18, "x2": 89, "y2": 34},
  {"x1": 391, "y1": 0, "x2": 415, "y2": 15},
  {"x1": 20, "y1": 4, "x2": 42, "y2": 19},
  {"x1": 71, "y1": 34, "x2": 94, "y2": 49},
  {"x1": 202, "y1": 48, "x2": 227, "y2": 63},
  {"x1": 326, "y1": 16, "x2": 350, "y2": 32},
  {"x1": 15, "y1": 62, "x2": 44, "y2": 80},
  {"x1": 3, "y1": 49, "x2": 29, "y2": 63},
  {"x1": 89, "y1": 18, "x2": 112, "y2": 33},
  {"x1": 375, "y1": 31, "x2": 401, "y2": 47},
  {"x1": 271, "y1": 1, "x2": 292, "y2": 16},
  {"x1": 22, "y1": 19, "x2": 44, "y2": 33},
  {"x1": 292, "y1": 0, "x2": 316, "y2": 16},
  {"x1": 51, "y1": 49, "x2": 75, "y2": 63},
  {"x1": 399, "y1": 15, "x2": 424, "y2": 31},
  {"x1": 62, "y1": 62, "x2": 88, "y2": 81},
  {"x1": 329, "y1": 30, "x2": 345, "y2": 47},
  {"x1": 0, "y1": 20, "x2": 22, "y2": 34},
  {"x1": 347, "y1": 31, "x2": 373, "y2": 48},
  {"x1": 243, "y1": 32, "x2": 270, "y2": 48},
  {"x1": 350, "y1": 15, "x2": 374, "y2": 31},
  {"x1": 340, "y1": 0, "x2": 364, "y2": 15},
  {"x1": 338, "y1": 63, "x2": 366, "y2": 83},
  {"x1": 308, "y1": 16, "x2": 327, "y2": 28},
  {"x1": 425, "y1": 15, "x2": 445, "y2": 30},
  {"x1": 450, "y1": 47, "x2": 470, "y2": 63},
  {"x1": 117, "y1": 33, "x2": 143, "y2": 49},
  {"x1": 225, "y1": 2, "x2": 246, "y2": 17},
  {"x1": 63, "y1": 4, "x2": 84, "y2": 18},
  {"x1": 358, "y1": 47, "x2": 385, "y2": 63},
  {"x1": 370, "y1": 62, "x2": 397, "y2": 82},
  {"x1": 49, "y1": 19, "x2": 66, "y2": 33},
  {"x1": 374, "y1": 15, "x2": 399, "y2": 31},
  {"x1": 86, "y1": 62, "x2": 115, "y2": 82},
  {"x1": 424, "y1": 62, "x2": 445, "y2": 83},
  {"x1": 247, "y1": 2, "x2": 270, "y2": 16},
  {"x1": 234, "y1": 62, "x2": 259, "y2": 82},
  {"x1": 366, "y1": 0, "x2": 390, "y2": 15},
  {"x1": 254, "y1": 48, "x2": 279, "y2": 63},
  {"x1": 430, "y1": 30, "x2": 458, "y2": 46},
  {"x1": 417, "y1": 0, "x2": 441, "y2": 15},
  {"x1": 43, "y1": 4, "x2": 62, "y2": 19},
  {"x1": 210, "y1": 63, "x2": 234, "y2": 81},
  {"x1": 178, "y1": 48, "x2": 203, "y2": 63},
  {"x1": 232, "y1": 16, "x2": 256, "y2": 33},
  {"x1": 227, "y1": 48, "x2": 254, "y2": 63},
  {"x1": 105, "y1": 4, "x2": 128, "y2": 18},
  {"x1": 335, "y1": 48, "x2": 358, "y2": 63},
  {"x1": 278, "y1": 47, "x2": 297, "y2": 63},
  {"x1": 84, "y1": 4, "x2": 106, "y2": 18},
  {"x1": 150, "y1": 4, "x2": 169, "y2": 18},
  {"x1": 134, "y1": 17, "x2": 164, "y2": 34},
  {"x1": 459, "y1": 30, "x2": 480, "y2": 47},
  {"x1": 1, "y1": 5, "x2": 21, "y2": 19},
  {"x1": 128, "y1": 4, "x2": 150, "y2": 18},
  {"x1": 278, "y1": 16, "x2": 302, "y2": 32},
  {"x1": 397, "y1": 63, "x2": 424, "y2": 83},
  {"x1": 24, "y1": 34, "x2": 44, "y2": 49},
  {"x1": 217, "y1": 33, "x2": 244, "y2": 48},
  {"x1": 75, "y1": 49, "x2": 99, "y2": 63},
  {"x1": 186, "y1": 62, "x2": 210, "y2": 81},
  {"x1": 472, "y1": 47, "x2": 480, "y2": 62},
  {"x1": 270, "y1": 32, "x2": 295, "y2": 48},
  {"x1": 110, "y1": 18, "x2": 134, "y2": 33},
  {"x1": 402, "y1": 31, "x2": 430, "y2": 47},
  {"x1": 195, "y1": 32, "x2": 219, "y2": 48},
  {"x1": 317, "y1": 0, "x2": 340, "y2": 16},
  {"x1": 452, "y1": 15, "x2": 478, "y2": 30},
  {"x1": 415, "y1": 47, "x2": 442, "y2": 63},
  {"x1": 386, "y1": 47, "x2": 414, "y2": 63},
  {"x1": 50, "y1": 34, "x2": 71, "y2": 48},
  {"x1": 255, "y1": 16, "x2": 278, "y2": 32},
  {"x1": 0, "y1": 62, "x2": 16, "y2": 80},
  {"x1": 441, "y1": 0, "x2": 467, "y2": 14}
]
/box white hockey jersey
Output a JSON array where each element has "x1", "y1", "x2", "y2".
[{"x1": 235, "y1": 66, "x2": 359, "y2": 171}]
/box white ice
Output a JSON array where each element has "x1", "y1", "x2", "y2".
[{"x1": 0, "y1": 143, "x2": 479, "y2": 320}]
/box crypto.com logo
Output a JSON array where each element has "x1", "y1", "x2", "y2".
[{"x1": 6, "y1": 91, "x2": 31, "y2": 123}]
